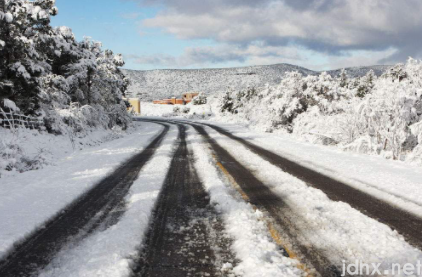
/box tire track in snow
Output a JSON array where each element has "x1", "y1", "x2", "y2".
[
  {"x1": 189, "y1": 123, "x2": 337, "y2": 277},
  {"x1": 202, "y1": 122, "x2": 422, "y2": 251},
  {"x1": 0, "y1": 123, "x2": 169, "y2": 277},
  {"x1": 138, "y1": 118, "x2": 335, "y2": 276},
  {"x1": 132, "y1": 122, "x2": 237, "y2": 277}
]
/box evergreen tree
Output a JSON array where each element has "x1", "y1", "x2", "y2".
[
  {"x1": 1, "y1": 1, "x2": 130, "y2": 132},
  {"x1": 356, "y1": 70, "x2": 376, "y2": 98},
  {"x1": 0, "y1": 0, "x2": 57, "y2": 114},
  {"x1": 339, "y1": 69, "x2": 348, "y2": 88}
]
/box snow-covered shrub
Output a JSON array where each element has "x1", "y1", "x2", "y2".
[
  {"x1": 215, "y1": 58, "x2": 422, "y2": 165},
  {"x1": 353, "y1": 58, "x2": 422, "y2": 160},
  {"x1": 173, "y1": 106, "x2": 181, "y2": 113},
  {"x1": 220, "y1": 90, "x2": 237, "y2": 114},
  {"x1": 192, "y1": 93, "x2": 207, "y2": 105},
  {"x1": 0, "y1": 127, "x2": 49, "y2": 178},
  {"x1": 182, "y1": 106, "x2": 190, "y2": 114},
  {"x1": 355, "y1": 70, "x2": 376, "y2": 98}
]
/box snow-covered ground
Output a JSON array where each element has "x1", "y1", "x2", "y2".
[
  {"x1": 201, "y1": 124, "x2": 422, "y2": 276},
  {"x1": 188, "y1": 127, "x2": 305, "y2": 277},
  {"x1": 0, "y1": 125, "x2": 130, "y2": 178},
  {"x1": 204, "y1": 122, "x2": 422, "y2": 217},
  {"x1": 38, "y1": 124, "x2": 178, "y2": 277},
  {"x1": 3, "y1": 116, "x2": 422, "y2": 276},
  {"x1": 0, "y1": 122, "x2": 164, "y2": 259}
]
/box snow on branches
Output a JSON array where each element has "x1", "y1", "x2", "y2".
[
  {"x1": 217, "y1": 58, "x2": 422, "y2": 164},
  {"x1": 0, "y1": 0, "x2": 130, "y2": 136}
]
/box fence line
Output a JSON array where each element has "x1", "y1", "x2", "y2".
[{"x1": 0, "y1": 112, "x2": 44, "y2": 130}]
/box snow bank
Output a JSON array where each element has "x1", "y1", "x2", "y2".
[{"x1": 0, "y1": 123, "x2": 130, "y2": 178}]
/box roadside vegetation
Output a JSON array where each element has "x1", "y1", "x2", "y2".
[
  {"x1": 218, "y1": 58, "x2": 422, "y2": 164},
  {"x1": 0, "y1": 0, "x2": 130, "y2": 177}
]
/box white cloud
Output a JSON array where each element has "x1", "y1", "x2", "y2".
[{"x1": 137, "y1": 0, "x2": 422, "y2": 63}]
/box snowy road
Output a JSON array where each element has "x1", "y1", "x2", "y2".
[
  {"x1": 132, "y1": 123, "x2": 236, "y2": 276},
  {"x1": 1, "y1": 118, "x2": 422, "y2": 276},
  {"x1": 138, "y1": 118, "x2": 422, "y2": 276},
  {"x1": 204, "y1": 122, "x2": 422, "y2": 250},
  {"x1": 0, "y1": 123, "x2": 169, "y2": 276}
]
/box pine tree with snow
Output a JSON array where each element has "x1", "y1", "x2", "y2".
[
  {"x1": 356, "y1": 70, "x2": 376, "y2": 98},
  {"x1": 339, "y1": 69, "x2": 348, "y2": 88},
  {"x1": 0, "y1": 0, "x2": 57, "y2": 114}
]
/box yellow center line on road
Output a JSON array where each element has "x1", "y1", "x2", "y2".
[{"x1": 212, "y1": 153, "x2": 314, "y2": 277}]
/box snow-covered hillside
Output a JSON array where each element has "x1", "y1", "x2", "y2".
[{"x1": 123, "y1": 64, "x2": 390, "y2": 100}]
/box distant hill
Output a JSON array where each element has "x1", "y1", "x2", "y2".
[{"x1": 122, "y1": 63, "x2": 391, "y2": 100}]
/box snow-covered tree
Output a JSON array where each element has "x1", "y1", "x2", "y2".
[
  {"x1": 0, "y1": 0, "x2": 57, "y2": 114},
  {"x1": 338, "y1": 69, "x2": 348, "y2": 88},
  {"x1": 1, "y1": 1, "x2": 130, "y2": 134},
  {"x1": 356, "y1": 70, "x2": 376, "y2": 98}
]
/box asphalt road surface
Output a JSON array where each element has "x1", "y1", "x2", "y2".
[
  {"x1": 132, "y1": 123, "x2": 236, "y2": 277},
  {"x1": 145, "y1": 118, "x2": 422, "y2": 276}
]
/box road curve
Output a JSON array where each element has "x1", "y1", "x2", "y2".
[{"x1": 0, "y1": 123, "x2": 169, "y2": 277}]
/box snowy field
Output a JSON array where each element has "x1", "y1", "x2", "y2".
[{"x1": 0, "y1": 122, "x2": 164, "y2": 259}]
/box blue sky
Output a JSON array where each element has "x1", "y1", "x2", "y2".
[
  {"x1": 51, "y1": 0, "x2": 232, "y2": 70},
  {"x1": 51, "y1": 0, "x2": 421, "y2": 71}
]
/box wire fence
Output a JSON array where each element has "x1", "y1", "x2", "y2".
[{"x1": 0, "y1": 112, "x2": 44, "y2": 130}]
